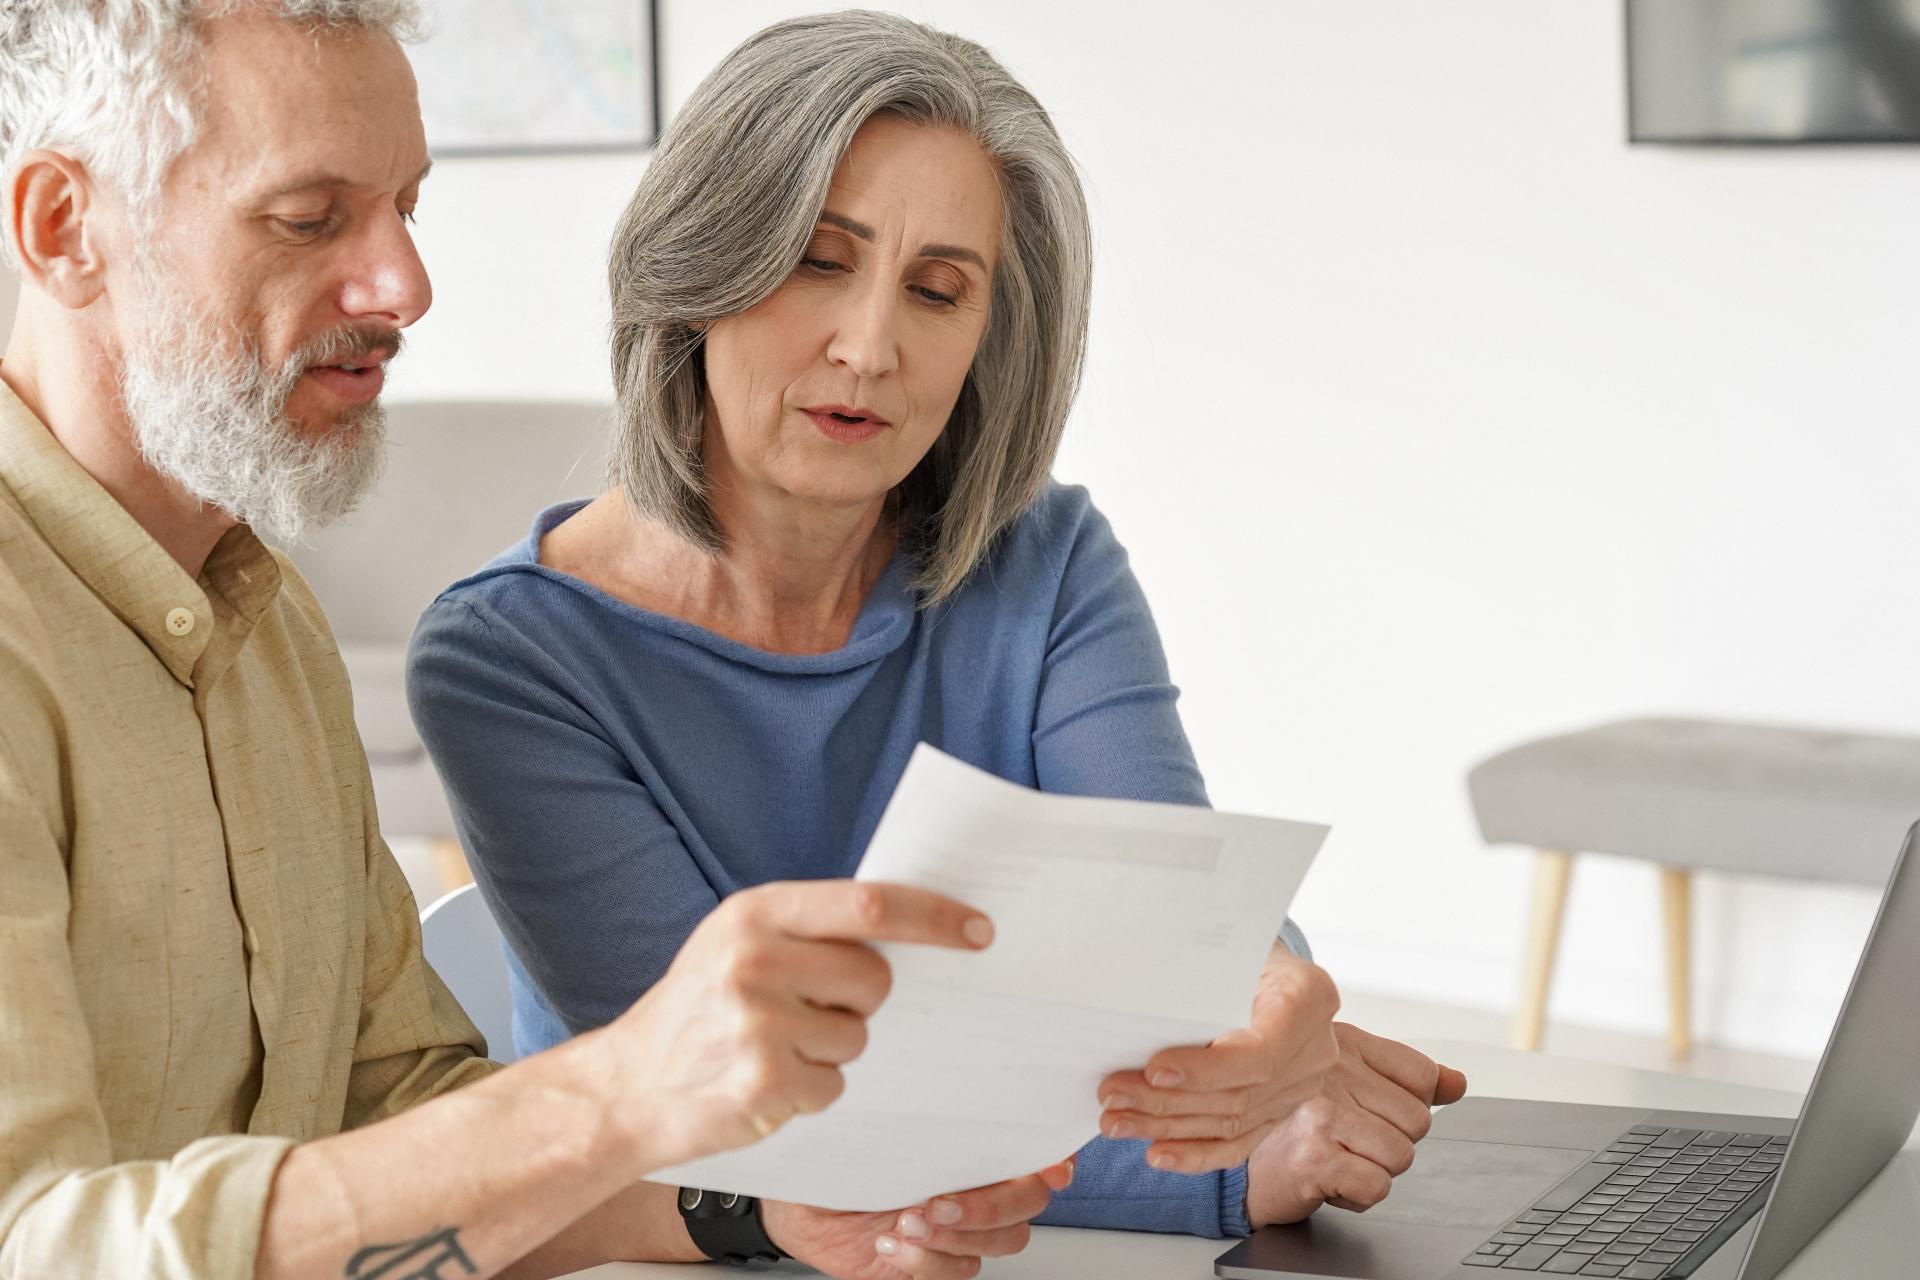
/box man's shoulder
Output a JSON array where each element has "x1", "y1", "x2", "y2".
[
  {"x1": 0, "y1": 493, "x2": 69, "y2": 672},
  {"x1": 0, "y1": 500, "x2": 72, "y2": 800}
]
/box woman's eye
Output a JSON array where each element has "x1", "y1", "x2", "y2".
[
  {"x1": 913, "y1": 284, "x2": 958, "y2": 307},
  {"x1": 802, "y1": 257, "x2": 848, "y2": 274}
]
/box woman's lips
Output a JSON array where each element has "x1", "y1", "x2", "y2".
[
  {"x1": 304, "y1": 363, "x2": 386, "y2": 405},
  {"x1": 802, "y1": 407, "x2": 890, "y2": 443}
]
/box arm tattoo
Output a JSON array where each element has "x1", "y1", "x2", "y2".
[{"x1": 344, "y1": 1226, "x2": 479, "y2": 1279}]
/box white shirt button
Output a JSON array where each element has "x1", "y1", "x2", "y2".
[{"x1": 165, "y1": 607, "x2": 196, "y2": 637}]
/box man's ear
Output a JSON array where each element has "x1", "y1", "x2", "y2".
[{"x1": 7, "y1": 149, "x2": 108, "y2": 309}]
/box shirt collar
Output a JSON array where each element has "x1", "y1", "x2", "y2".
[{"x1": 0, "y1": 376, "x2": 282, "y2": 688}]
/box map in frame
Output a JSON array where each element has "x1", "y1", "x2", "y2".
[{"x1": 411, "y1": 0, "x2": 658, "y2": 154}]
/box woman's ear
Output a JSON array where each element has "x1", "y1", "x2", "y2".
[{"x1": 8, "y1": 149, "x2": 108, "y2": 310}]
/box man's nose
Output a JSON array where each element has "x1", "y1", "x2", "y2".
[{"x1": 338, "y1": 209, "x2": 432, "y2": 329}]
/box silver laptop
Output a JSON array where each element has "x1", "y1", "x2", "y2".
[{"x1": 1216, "y1": 826, "x2": 1920, "y2": 1280}]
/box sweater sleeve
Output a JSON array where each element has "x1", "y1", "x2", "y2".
[
  {"x1": 407, "y1": 595, "x2": 719, "y2": 1052},
  {"x1": 1025, "y1": 492, "x2": 1304, "y2": 1237}
]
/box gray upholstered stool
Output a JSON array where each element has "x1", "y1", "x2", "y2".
[{"x1": 1468, "y1": 717, "x2": 1920, "y2": 1057}]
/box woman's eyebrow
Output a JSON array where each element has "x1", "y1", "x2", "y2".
[{"x1": 818, "y1": 209, "x2": 987, "y2": 271}]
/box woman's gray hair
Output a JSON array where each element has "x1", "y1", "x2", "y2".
[
  {"x1": 608, "y1": 9, "x2": 1093, "y2": 605},
  {"x1": 0, "y1": 0, "x2": 422, "y2": 270}
]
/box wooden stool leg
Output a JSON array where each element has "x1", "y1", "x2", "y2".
[
  {"x1": 1661, "y1": 867, "x2": 1693, "y2": 1060},
  {"x1": 1512, "y1": 849, "x2": 1575, "y2": 1051},
  {"x1": 430, "y1": 837, "x2": 474, "y2": 893}
]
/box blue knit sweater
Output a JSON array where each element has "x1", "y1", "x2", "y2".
[{"x1": 407, "y1": 481, "x2": 1307, "y2": 1238}]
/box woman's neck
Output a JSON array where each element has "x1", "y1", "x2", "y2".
[{"x1": 543, "y1": 485, "x2": 897, "y2": 656}]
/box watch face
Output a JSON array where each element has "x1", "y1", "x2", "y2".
[{"x1": 679, "y1": 1187, "x2": 703, "y2": 1212}]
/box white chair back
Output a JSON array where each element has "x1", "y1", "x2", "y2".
[{"x1": 419, "y1": 882, "x2": 521, "y2": 1064}]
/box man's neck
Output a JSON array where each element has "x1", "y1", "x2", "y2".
[{"x1": 2, "y1": 318, "x2": 236, "y2": 578}]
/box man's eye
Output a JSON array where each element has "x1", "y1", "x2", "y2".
[{"x1": 279, "y1": 217, "x2": 331, "y2": 237}]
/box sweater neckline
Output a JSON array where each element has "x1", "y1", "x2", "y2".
[{"x1": 485, "y1": 499, "x2": 918, "y2": 675}]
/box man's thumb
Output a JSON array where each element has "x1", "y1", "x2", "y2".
[{"x1": 1431, "y1": 1064, "x2": 1469, "y2": 1106}]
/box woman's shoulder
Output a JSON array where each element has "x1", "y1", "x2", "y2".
[
  {"x1": 968, "y1": 479, "x2": 1124, "y2": 591},
  {"x1": 411, "y1": 500, "x2": 595, "y2": 650}
]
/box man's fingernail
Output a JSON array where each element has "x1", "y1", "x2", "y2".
[
  {"x1": 1150, "y1": 1151, "x2": 1178, "y2": 1170},
  {"x1": 1149, "y1": 1069, "x2": 1183, "y2": 1088},
  {"x1": 1062, "y1": 1160, "x2": 1076, "y2": 1186},
  {"x1": 1104, "y1": 1092, "x2": 1137, "y2": 1111},
  {"x1": 897, "y1": 1212, "x2": 930, "y2": 1240},
  {"x1": 929, "y1": 1199, "x2": 963, "y2": 1226},
  {"x1": 1106, "y1": 1116, "x2": 1137, "y2": 1139},
  {"x1": 874, "y1": 1236, "x2": 900, "y2": 1257},
  {"x1": 963, "y1": 917, "x2": 995, "y2": 947}
]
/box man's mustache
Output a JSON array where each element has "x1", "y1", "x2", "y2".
[{"x1": 296, "y1": 325, "x2": 406, "y2": 370}]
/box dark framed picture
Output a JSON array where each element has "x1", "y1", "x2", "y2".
[{"x1": 410, "y1": 0, "x2": 660, "y2": 155}]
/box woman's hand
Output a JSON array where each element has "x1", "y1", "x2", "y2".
[
  {"x1": 1246, "y1": 1023, "x2": 1469, "y2": 1223},
  {"x1": 1094, "y1": 945, "x2": 1340, "y2": 1173},
  {"x1": 600, "y1": 879, "x2": 995, "y2": 1173},
  {"x1": 761, "y1": 1160, "x2": 1075, "y2": 1280}
]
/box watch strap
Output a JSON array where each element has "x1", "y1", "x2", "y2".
[{"x1": 677, "y1": 1187, "x2": 787, "y2": 1266}]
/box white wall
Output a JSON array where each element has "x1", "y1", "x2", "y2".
[{"x1": 392, "y1": 1, "x2": 1919, "y2": 1059}]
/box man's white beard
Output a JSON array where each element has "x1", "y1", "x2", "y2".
[{"x1": 117, "y1": 280, "x2": 392, "y2": 544}]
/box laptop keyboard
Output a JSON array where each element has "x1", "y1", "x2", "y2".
[{"x1": 1460, "y1": 1125, "x2": 1784, "y2": 1276}]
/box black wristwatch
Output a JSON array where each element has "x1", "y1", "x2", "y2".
[{"x1": 677, "y1": 1187, "x2": 788, "y2": 1266}]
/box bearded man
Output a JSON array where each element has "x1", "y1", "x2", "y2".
[{"x1": 0, "y1": 4, "x2": 1067, "y2": 1279}]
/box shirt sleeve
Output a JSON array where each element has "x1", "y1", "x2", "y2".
[
  {"x1": 274, "y1": 561, "x2": 502, "y2": 1124},
  {"x1": 0, "y1": 665, "x2": 292, "y2": 1279},
  {"x1": 407, "y1": 595, "x2": 718, "y2": 1052},
  {"x1": 342, "y1": 809, "x2": 500, "y2": 1127},
  {"x1": 1026, "y1": 492, "x2": 1302, "y2": 1237}
]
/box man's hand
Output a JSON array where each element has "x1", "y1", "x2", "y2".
[
  {"x1": 604, "y1": 880, "x2": 995, "y2": 1172},
  {"x1": 1095, "y1": 947, "x2": 1341, "y2": 1173},
  {"x1": 761, "y1": 1160, "x2": 1075, "y2": 1280},
  {"x1": 1246, "y1": 1023, "x2": 1469, "y2": 1224}
]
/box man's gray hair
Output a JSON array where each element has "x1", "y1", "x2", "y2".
[
  {"x1": 608, "y1": 9, "x2": 1093, "y2": 605},
  {"x1": 0, "y1": 0, "x2": 422, "y2": 270}
]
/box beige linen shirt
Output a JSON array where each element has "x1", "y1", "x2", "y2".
[{"x1": 0, "y1": 380, "x2": 497, "y2": 1278}]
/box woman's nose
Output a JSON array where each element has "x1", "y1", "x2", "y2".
[{"x1": 825, "y1": 281, "x2": 900, "y2": 379}]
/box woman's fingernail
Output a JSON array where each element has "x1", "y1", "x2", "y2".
[
  {"x1": 1107, "y1": 1116, "x2": 1137, "y2": 1139},
  {"x1": 897, "y1": 1211, "x2": 930, "y2": 1240},
  {"x1": 1104, "y1": 1092, "x2": 1137, "y2": 1111},
  {"x1": 929, "y1": 1199, "x2": 963, "y2": 1226},
  {"x1": 1150, "y1": 1151, "x2": 1178, "y2": 1171},
  {"x1": 874, "y1": 1235, "x2": 900, "y2": 1257},
  {"x1": 1062, "y1": 1160, "x2": 1076, "y2": 1187},
  {"x1": 1148, "y1": 1068, "x2": 1183, "y2": 1088},
  {"x1": 963, "y1": 917, "x2": 995, "y2": 947}
]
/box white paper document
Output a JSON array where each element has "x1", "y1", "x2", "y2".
[{"x1": 648, "y1": 745, "x2": 1328, "y2": 1210}]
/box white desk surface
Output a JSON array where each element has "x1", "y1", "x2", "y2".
[{"x1": 567, "y1": 1038, "x2": 1920, "y2": 1279}]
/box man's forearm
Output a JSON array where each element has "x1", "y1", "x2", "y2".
[
  {"x1": 496, "y1": 1181, "x2": 703, "y2": 1279},
  {"x1": 254, "y1": 1028, "x2": 678, "y2": 1280}
]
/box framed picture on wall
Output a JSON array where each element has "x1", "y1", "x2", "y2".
[{"x1": 409, "y1": 0, "x2": 660, "y2": 154}]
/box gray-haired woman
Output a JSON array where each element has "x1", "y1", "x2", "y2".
[{"x1": 410, "y1": 11, "x2": 1465, "y2": 1278}]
